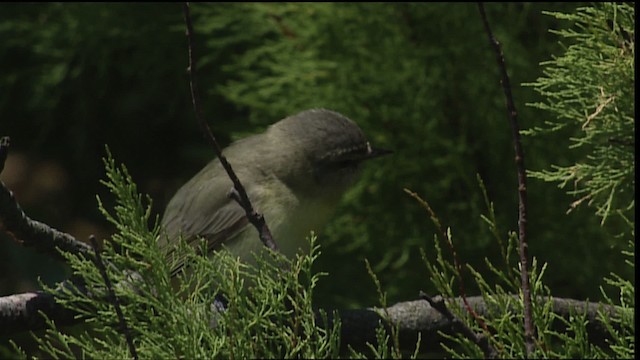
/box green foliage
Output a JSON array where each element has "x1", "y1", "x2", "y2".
[
  {"x1": 1, "y1": 4, "x2": 634, "y2": 357},
  {"x1": 524, "y1": 3, "x2": 635, "y2": 226},
  {"x1": 188, "y1": 2, "x2": 615, "y2": 306},
  {"x1": 19, "y1": 151, "x2": 355, "y2": 359},
  {"x1": 409, "y1": 4, "x2": 636, "y2": 357},
  {"x1": 0, "y1": 1, "x2": 627, "y2": 316},
  {"x1": 214, "y1": 0, "x2": 614, "y2": 308},
  {"x1": 597, "y1": 240, "x2": 635, "y2": 359},
  {"x1": 414, "y1": 180, "x2": 634, "y2": 358}
]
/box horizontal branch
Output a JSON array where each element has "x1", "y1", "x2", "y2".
[
  {"x1": 0, "y1": 288, "x2": 619, "y2": 353},
  {"x1": 0, "y1": 289, "x2": 78, "y2": 334},
  {"x1": 336, "y1": 295, "x2": 617, "y2": 353}
]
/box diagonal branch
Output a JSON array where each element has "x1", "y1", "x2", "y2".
[
  {"x1": 0, "y1": 136, "x2": 93, "y2": 260},
  {"x1": 181, "y1": 2, "x2": 277, "y2": 252},
  {"x1": 0, "y1": 182, "x2": 93, "y2": 259}
]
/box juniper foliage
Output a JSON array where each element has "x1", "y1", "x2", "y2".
[
  {"x1": 525, "y1": 3, "x2": 635, "y2": 227},
  {"x1": 14, "y1": 151, "x2": 345, "y2": 359}
]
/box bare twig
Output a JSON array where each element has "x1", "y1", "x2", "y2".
[
  {"x1": 89, "y1": 235, "x2": 138, "y2": 360},
  {"x1": 182, "y1": 2, "x2": 278, "y2": 252},
  {"x1": 477, "y1": 3, "x2": 535, "y2": 356}
]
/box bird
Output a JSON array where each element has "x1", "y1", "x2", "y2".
[{"x1": 159, "y1": 108, "x2": 390, "y2": 276}]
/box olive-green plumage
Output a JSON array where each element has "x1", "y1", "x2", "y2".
[{"x1": 160, "y1": 108, "x2": 389, "y2": 274}]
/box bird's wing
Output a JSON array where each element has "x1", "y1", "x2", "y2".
[
  {"x1": 160, "y1": 164, "x2": 252, "y2": 277},
  {"x1": 164, "y1": 199, "x2": 251, "y2": 278},
  {"x1": 193, "y1": 198, "x2": 250, "y2": 253}
]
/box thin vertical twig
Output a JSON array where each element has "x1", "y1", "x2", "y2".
[
  {"x1": 477, "y1": 3, "x2": 535, "y2": 357},
  {"x1": 89, "y1": 235, "x2": 138, "y2": 360},
  {"x1": 182, "y1": 2, "x2": 277, "y2": 251}
]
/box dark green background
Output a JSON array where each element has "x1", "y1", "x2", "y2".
[{"x1": 0, "y1": 3, "x2": 629, "y2": 311}]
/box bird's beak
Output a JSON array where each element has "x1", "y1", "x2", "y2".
[
  {"x1": 364, "y1": 142, "x2": 393, "y2": 160},
  {"x1": 369, "y1": 147, "x2": 393, "y2": 158}
]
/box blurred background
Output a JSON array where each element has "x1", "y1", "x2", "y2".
[{"x1": 0, "y1": 3, "x2": 631, "y2": 314}]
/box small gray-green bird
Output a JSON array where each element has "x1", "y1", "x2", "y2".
[{"x1": 160, "y1": 108, "x2": 390, "y2": 274}]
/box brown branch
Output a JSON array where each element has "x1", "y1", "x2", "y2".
[
  {"x1": 0, "y1": 181, "x2": 93, "y2": 259},
  {"x1": 0, "y1": 137, "x2": 93, "y2": 260},
  {"x1": 0, "y1": 290, "x2": 619, "y2": 354},
  {"x1": 0, "y1": 290, "x2": 77, "y2": 335},
  {"x1": 477, "y1": 3, "x2": 534, "y2": 356},
  {"x1": 181, "y1": 2, "x2": 277, "y2": 252}
]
